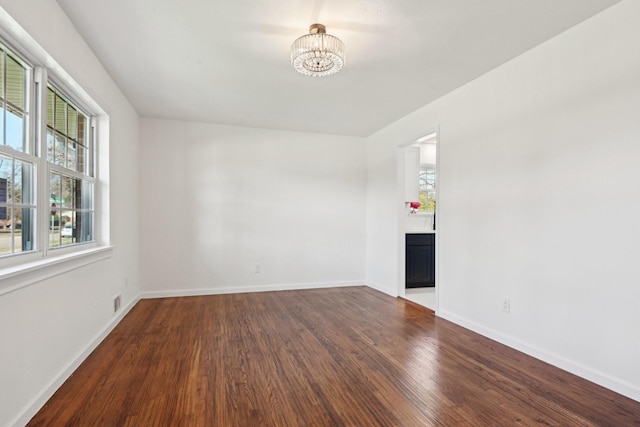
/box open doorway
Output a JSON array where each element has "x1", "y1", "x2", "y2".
[{"x1": 398, "y1": 132, "x2": 438, "y2": 310}]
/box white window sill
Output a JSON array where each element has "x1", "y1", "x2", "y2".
[{"x1": 0, "y1": 246, "x2": 114, "y2": 296}]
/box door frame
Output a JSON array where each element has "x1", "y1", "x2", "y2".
[{"x1": 397, "y1": 130, "x2": 439, "y2": 310}]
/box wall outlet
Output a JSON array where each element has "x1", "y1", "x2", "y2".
[
  {"x1": 502, "y1": 296, "x2": 511, "y2": 313},
  {"x1": 254, "y1": 264, "x2": 261, "y2": 274},
  {"x1": 114, "y1": 294, "x2": 121, "y2": 314}
]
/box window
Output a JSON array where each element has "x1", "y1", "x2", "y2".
[
  {"x1": 415, "y1": 135, "x2": 437, "y2": 213},
  {"x1": 0, "y1": 44, "x2": 35, "y2": 256},
  {"x1": 47, "y1": 87, "x2": 94, "y2": 247},
  {"x1": 0, "y1": 39, "x2": 99, "y2": 262},
  {"x1": 0, "y1": 47, "x2": 28, "y2": 152},
  {"x1": 0, "y1": 156, "x2": 34, "y2": 255},
  {"x1": 418, "y1": 167, "x2": 436, "y2": 212}
]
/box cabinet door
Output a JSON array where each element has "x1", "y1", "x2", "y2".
[
  {"x1": 406, "y1": 235, "x2": 435, "y2": 288},
  {"x1": 423, "y1": 243, "x2": 435, "y2": 287}
]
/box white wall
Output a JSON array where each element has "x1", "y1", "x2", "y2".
[
  {"x1": 0, "y1": 2, "x2": 140, "y2": 426},
  {"x1": 366, "y1": 0, "x2": 640, "y2": 401},
  {"x1": 140, "y1": 119, "x2": 366, "y2": 296}
]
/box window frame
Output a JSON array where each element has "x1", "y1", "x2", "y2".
[
  {"x1": 0, "y1": 36, "x2": 106, "y2": 275},
  {"x1": 0, "y1": 40, "x2": 38, "y2": 259},
  {"x1": 44, "y1": 82, "x2": 96, "y2": 252}
]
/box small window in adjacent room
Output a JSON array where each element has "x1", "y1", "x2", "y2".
[
  {"x1": 416, "y1": 133, "x2": 437, "y2": 213},
  {"x1": 418, "y1": 167, "x2": 436, "y2": 212}
]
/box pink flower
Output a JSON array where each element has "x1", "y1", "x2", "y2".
[{"x1": 409, "y1": 202, "x2": 421, "y2": 209}]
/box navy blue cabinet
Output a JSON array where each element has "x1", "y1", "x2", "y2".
[{"x1": 406, "y1": 233, "x2": 435, "y2": 288}]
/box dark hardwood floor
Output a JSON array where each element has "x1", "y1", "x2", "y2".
[{"x1": 29, "y1": 287, "x2": 640, "y2": 426}]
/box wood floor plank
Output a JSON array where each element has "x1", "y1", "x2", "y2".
[{"x1": 27, "y1": 287, "x2": 640, "y2": 426}]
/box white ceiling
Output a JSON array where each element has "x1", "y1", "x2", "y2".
[{"x1": 57, "y1": 0, "x2": 620, "y2": 137}]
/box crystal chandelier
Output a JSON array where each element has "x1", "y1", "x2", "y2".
[{"x1": 291, "y1": 24, "x2": 345, "y2": 77}]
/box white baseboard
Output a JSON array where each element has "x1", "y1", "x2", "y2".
[
  {"x1": 437, "y1": 309, "x2": 640, "y2": 403},
  {"x1": 140, "y1": 280, "x2": 364, "y2": 299},
  {"x1": 364, "y1": 281, "x2": 397, "y2": 297},
  {"x1": 11, "y1": 296, "x2": 140, "y2": 427}
]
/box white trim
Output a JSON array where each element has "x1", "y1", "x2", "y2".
[
  {"x1": 409, "y1": 211, "x2": 435, "y2": 217},
  {"x1": 365, "y1": 280, "x2": 397, "y2": 297},
  {"x1": 437, "y1": 309, "x2": 640, "y2": 403},
  {"x1": 141, "y1": 280, "x2": 363, "y2": 299},
  {"x1": 0, "y1": 245, "x2": 113, "y2": 296},
  {"x1": 416, "y1": 132, "x2": 437, "y2": 144},
  {"x1": 9, "y1": 295, "x2": 139, "y2": 427}
]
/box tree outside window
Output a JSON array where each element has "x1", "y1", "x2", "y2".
[{"x1": 418, "y1": 167, "x2": 436, "y2": 212}]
